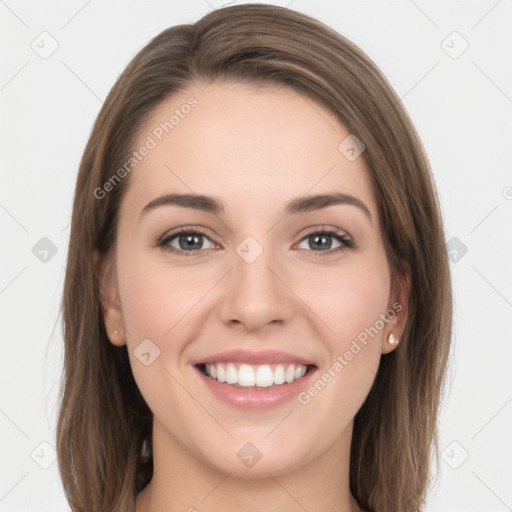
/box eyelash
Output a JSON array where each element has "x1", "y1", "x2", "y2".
[{"x1": 155, "y1": 225, "x2": 355, "y2": 258}]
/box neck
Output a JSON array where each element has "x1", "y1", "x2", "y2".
[{"x1": 135, "y1": 418, "x2": 364, "y2": 512}]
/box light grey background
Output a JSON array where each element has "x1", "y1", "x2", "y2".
[{"x1": 1, "y1": 1, "x2": 511, "y2": 510}]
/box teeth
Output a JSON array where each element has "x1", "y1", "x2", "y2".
[
  {"x1": 203, "y1": 363, "x2": 309, "y2": 387},
  {"x1": 274, "y1": 365, "x2": 285, "y2": 385},
  {"x1": 216, "y1": 365, "x2": 226, "y2": 383},
  {"x1": 285, "y1": 365, "x2": 295, "y2": 383},
  {"x1": 239, "y1": 364, "x2": 256, "y2": 386},
  {"x1": 255, "y1": 365, "x2": 273, "y2": 387},
  {"x1": 226, "y1": 364, "x2": 238, "y2": 384},
  {"x1": 295, "y1": 365, "x2": 307, "y2": 379}
]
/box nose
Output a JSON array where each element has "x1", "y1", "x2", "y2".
[{"x1": 217, "y1": 244, "x2": 295, "y2": 332}]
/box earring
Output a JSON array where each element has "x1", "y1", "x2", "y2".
[
  {"x1": 388, "y1": 332, "x2": 399, "y2": 345},
  {"x1": 113, "y1": 330, "x2": 119, "y2": 335}
]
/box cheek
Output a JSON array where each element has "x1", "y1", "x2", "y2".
[
  {"x1": 305, "y1": 260, "x2": 390, "y2": 347},
  {"x1": 292, "y1": 268, "x2": 389, "y2": 431},
  {"x1": 116, "y1": 247, "x2": 201, "y2": 428},
  {"x1": 116, "y1": 245, "x2": 207, "y2": 342},
  {"x1": 116, "y1": 244, "x2": 214, "y2": 400},
  {"x1": 315, "y1": 264, "x2": 389, "y2": 389}
]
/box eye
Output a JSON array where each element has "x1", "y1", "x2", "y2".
[
  {"x1": 296, "y1": 226, "x2": 354, "y2": 256},
  {"x1": 156, "y1": 227, "x2": 217, "y2": 256},
  {"x1": 155, "y1": 225, "x2": 354, "y2": 257}
]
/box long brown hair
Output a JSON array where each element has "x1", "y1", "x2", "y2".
[{"x1": 56, "y1": 4, "x2": 452, "y2": 511}]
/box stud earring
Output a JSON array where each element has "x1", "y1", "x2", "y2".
[
  {"x1": 388, "y1": 332, "x2": 399, "y2": 345},
  {"x1": 113, "y1": 330, "x2": 119, "y2": 335}
]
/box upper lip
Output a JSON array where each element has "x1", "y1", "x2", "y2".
[{"x1": 191, "y1": 349, "x2": 316, "y2": 366}]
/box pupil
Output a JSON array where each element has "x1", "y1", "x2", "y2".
[
  {"x1": 311, "y1": 234, "x2": 331, "y2": 250},
  {"x1": 181, "y1": 234, "x2": 201, "y2": 250}
]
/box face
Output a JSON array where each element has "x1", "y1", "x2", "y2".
[{"x1": 95, "y1": 81, "x2": 409, "y2": 478}]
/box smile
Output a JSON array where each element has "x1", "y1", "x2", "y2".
[
  {"x1": 198, "y1": 362, "x2": 313, "y2": 389},
  {"x1": 191, "y1": 349, "x2": 318, "y2": 409}
]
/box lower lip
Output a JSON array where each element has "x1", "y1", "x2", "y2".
[{"x1": 195, "y1": 366, "x2": 317, "y2": 410}]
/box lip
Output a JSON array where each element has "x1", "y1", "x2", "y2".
[
  {"x1": 192, "y1": 350, "x2": 318, "y2": 410},
  {"x1": 190, "y1": 349, "x2": 316, "y2": 366}
]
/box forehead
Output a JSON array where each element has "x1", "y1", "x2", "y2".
[{"x1": 119, "y1": 81, "x2": 377, "y2": 223}]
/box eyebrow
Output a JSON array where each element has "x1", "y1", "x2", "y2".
[{"x1": 139, "y1": 192, "x2": 372, "y2": 223}]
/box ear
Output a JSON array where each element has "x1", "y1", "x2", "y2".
[
  {"x1": 381, "y1": 261, "x2": 411, "y2": 355},
  {"x1": 93, "y1": 248, "x2": 126, "y2": 346}
]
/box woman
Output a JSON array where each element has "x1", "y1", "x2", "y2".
[{"x1": 56, "y1": 4, "x2": 452, "y2": 512}]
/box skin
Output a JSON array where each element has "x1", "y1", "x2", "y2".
[{"x1": 95, "y1": 81, "x2": 410, "y2": 512}]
